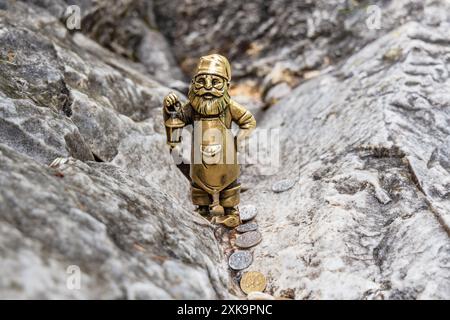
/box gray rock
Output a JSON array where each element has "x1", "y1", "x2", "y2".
[
  {"x1": 243, "y1": 20, "x2": 450, "y2": 299},
  {"x1": 264, "y1": 82, "x2": 292, "y2": 106},
  {"x1": 0, "y1": 2, "x2": 189, "y2": 201},
  {"x1": 1, "y1": 0, "x2": 449, "y2": 300},
  {"x1": 0, "y1": 2, "x2": 224, "y2": 299},
  {"x1": 153, "y1": 0, "x2": 437, "y2": 87},
  {"x1": 136, "y1": 29, "x2": 185, "y2": 84},
  {"x1": 74, "y1": 0, "x2": 185, "y2": 84},
  {"x1": 0, "y1": 144, "x2": 229, "y2": 299}
]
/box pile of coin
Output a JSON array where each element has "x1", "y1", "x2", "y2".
[{"x1": 225, "y1": 204, "x2": 267, "y2": 296}]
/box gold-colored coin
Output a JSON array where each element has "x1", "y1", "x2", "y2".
[{"x1": 240, "y1": 271, "x2": 266, "y2": 294}]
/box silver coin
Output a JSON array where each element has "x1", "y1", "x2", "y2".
[
  {"x1": 271, "y1": 179, "x2": 296, "y2": 193},
  {"x1": 236, "y1": 222, "x2": 258, "y2": 233},
  {"x1": 239, "y1": 205, "x2": 258, "y2": 221},
  {"x1": 228, "y1": 251, "x2": 253, "y2": 271},
  {"x1": 235, "y1": 231, "x2": 262, "y2": 249}
]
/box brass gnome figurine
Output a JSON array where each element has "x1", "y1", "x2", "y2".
[{"x1": 163, "y1": 54, "x2": 256, "y2": 227}]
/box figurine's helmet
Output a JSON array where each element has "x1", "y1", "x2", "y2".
[
  {"x1": 194, "y1": 54, "x2": 231, "y2": 82},
  {"x1": 189, "y1": 54, "x2": 232, "y2": 116}
]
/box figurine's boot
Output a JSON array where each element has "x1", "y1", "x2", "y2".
[
  {"x1": 212, "y1": 207, "x2": 240, "y2": 228},
  {"x1": 209, "y1": 192, "x2": 225, "y2": 216},
  {"x1": 220, "y1": 182, "x2": 240, "y2": 210},
  {"x1": 192, "y1": 183, "x2": 225, "y2": 220},
  {"x1": 192, "y1": 183, "x2": 210, "y2": 208},
  {"x1": 221, "y1": 207, "x2": 241, "y2": 228},
  {"x1": 215, "y1": 181, "x2": 241, "y2": 227}
]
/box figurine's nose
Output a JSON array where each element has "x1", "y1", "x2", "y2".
[{"x1": 204, "y1": 77, "x2": 213, "y2": 90}]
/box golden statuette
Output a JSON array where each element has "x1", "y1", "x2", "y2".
[
  {"x1": 240, "y1": 271, "x2": 267, "y2": 294},
  {"x1": 163, "y1": 54, "x2": 256, "y2": 225}
]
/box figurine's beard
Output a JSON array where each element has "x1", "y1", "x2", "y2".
[{"x1": 188, "y1": 87, "x2": 230, "y2": 116}]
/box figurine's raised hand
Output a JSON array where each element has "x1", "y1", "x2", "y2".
[{"x1": 163, "y1": 92, "x2": 180, "y2": 113}]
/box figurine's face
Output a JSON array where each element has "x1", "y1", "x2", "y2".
[
  {"x1": 192, "y1": 74, "x2": 226, "y2": 99},
  {"x1": 188, "y1": 73, "x2": 230, "y2": 116}
]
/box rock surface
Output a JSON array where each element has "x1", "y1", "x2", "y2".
[
  {"x1": 154, "y1": 0, "x2": 445, "y2": 105},
  {"x1": 0, "y1": 145, "x2": 229, "y2": 299},
  {"x1": 0, "y1": 0, "x2": 449, "y2": 299},
  {"x1": 0, "y1": 1, "x2": 226, "y2": 299},
  {"x1": 243, "y1": 20, "x2": 450, "y2": 299}
]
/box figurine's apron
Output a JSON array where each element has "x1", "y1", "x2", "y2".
[{"x1": 191, "y1": 108, "x2": 239, "y2": 195}]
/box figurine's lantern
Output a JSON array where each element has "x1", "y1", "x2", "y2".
[{"x1": 165, "y1": 112, "x2": 185, "y2": 148}]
